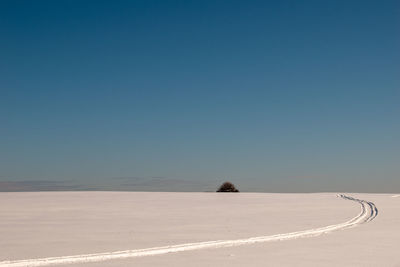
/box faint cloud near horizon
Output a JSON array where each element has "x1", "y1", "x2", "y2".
[
  {"x1": 107, "y1": 176, "x2": 209, "y2": 191},
  {"x1": 0, "y1": 177, "x2": 211, "y2": 192},
  {"x1": 0, "y1": 180, "x2": 93, "y2": 192}
]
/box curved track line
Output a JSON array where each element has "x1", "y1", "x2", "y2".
[{"x1": 0, "y1": 194, "x2": 377, "y2": 267}]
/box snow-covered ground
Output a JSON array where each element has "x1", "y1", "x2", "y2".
[{"x1": 0, "y1": 192, "x2": 398, "y2": 266}]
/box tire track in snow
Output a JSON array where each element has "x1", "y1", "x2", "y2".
[{"x1": 0, "y1": 194, "x2": 378, "y2": 267}]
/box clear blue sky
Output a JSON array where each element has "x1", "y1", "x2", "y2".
[{"x1": 0, "y1": 0, "x2": 399, "y2": 192}]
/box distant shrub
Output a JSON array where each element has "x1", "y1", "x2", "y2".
[{"x1": 216, "y1": 182, "x2": 239, "y2": 192}]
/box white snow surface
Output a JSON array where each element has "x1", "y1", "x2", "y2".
[{"x1": 0, "y1": 192, "x2": 398, "y2": 266}]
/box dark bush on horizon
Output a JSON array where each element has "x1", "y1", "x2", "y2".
[{"x1": 216, "y1": 182, "x2": 239, "y2": 192}]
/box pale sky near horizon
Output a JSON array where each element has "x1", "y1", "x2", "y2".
[{"x1": 0, "y1": 0, "x2": 399, "y2": 192}]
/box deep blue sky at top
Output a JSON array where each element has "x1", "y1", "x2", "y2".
[{"x1": 0, "y1": 0, "x2": 399, "y2": 192}]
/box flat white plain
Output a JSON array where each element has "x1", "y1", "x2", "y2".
[{"x1": 0, "y1": 192, "x2": 398, "y2": 266}]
